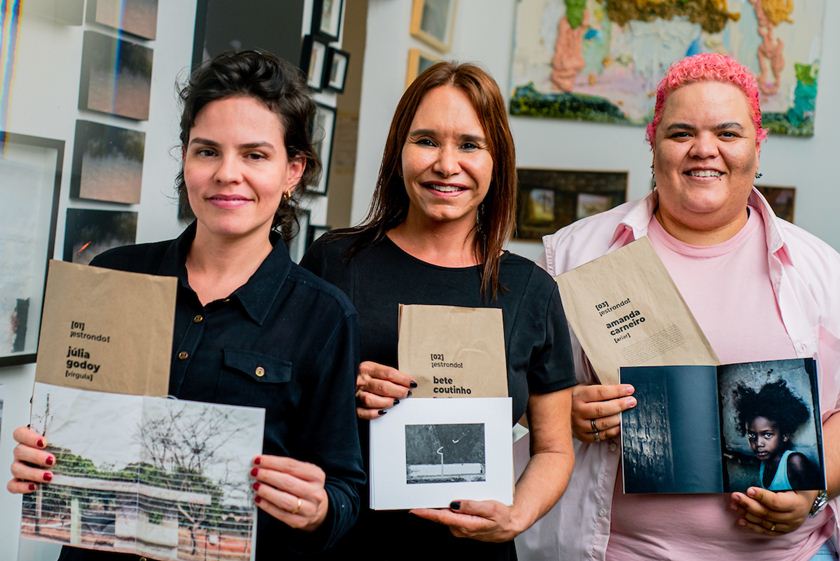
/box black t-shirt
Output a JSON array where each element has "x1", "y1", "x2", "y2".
[{"x1": 301, "y1": 232, "x2": 575, "y2": 561}]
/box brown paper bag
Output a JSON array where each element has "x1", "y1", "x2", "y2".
[
  {"x1": 35, "y1": 260, "x2": 176, "y2": 396},
  {"x1": 555, "y1": 237, "x2": 719, "y2": 385},
  {"x1": 397, "y1": 304, "x2": 508, "y2": 398}
]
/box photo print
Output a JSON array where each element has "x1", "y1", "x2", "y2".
[
  {"x1": 300, "y1": 35, "x2": 328, "y2": 91},
  {"x1": 405, "y1": 423, "x2": 485, "y2": 484},
  {"x1": 86, "y1": 0, "x2": 158, "y2": 40},
  {"x1": 21, "y1": 383, "x2": 264, "y2": 561},
  {"x1": 307, "y1": 103, "x2": 336, "y2": 194},
  {"x1": 63, "y1": 209, "x2": 138, "y2": 265},
  {"x1": 311, "y1": 0, "x2": 344, "y2": 41},
  {"x1": 79, "y1": 31, "x2": 153, "y2": 121},
  {"x1": 410, "y1": 0, "x2": 457, "y2": 53},
  {"x1": 71, "y1": 120, "x2": 145, "y2": 205}
]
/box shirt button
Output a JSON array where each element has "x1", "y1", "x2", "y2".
[
  {"x1": 193, "y1": 314, "x2": 204, "y2": 323},
  {"x1": 255, "y1": 366, "x2": 265, "y2": 377},
  {"x1": 598, "y1": 508, "x2": 607, "y2": 517},
  {"x1": 609, "y1": 442, "x2": 617, "y2": 453},
  {"x1": 178, "y1": 351, "x2": 189, "y2": 360},
  {"x1": 223, "y1": 298, "x2": 231, "y2": 303}
]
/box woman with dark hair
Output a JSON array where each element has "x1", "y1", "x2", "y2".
[
  {"x1": 301, "y1": 62, "x2": 576, "y2": 559},
  {"x1": 733, "y1": 379, "x2": 822, "y2": 491},
  {"x1": 8, "y1": 50, "x2": 365, "y2": 560}
]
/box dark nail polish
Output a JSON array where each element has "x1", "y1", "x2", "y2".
[
  {"x1": 393, "y1": 399, "x2": 400, "y2": 406},
  {"x1": 254, "y1": 456, "x2": 261, "y2": 465},
  {"x1": 36, "y1": 439, "x2": 45, "y2": 448},
  {"x1": 28, "y1": 483, "x2": 36, "y2": 492},
  {"x1": 252, "y1": 482, "x2": 260, "y2": 491},
  {"x1": 450, "y1": 501, "x2": 461, "y2": 510},
  {"x1": 410, "y1": 381, "x2": 418, "y2": 388},
  {"x1": 407, "y1": 391, "x2": 413, "y2": 397},
  {"x1": 45, "y1": 456, "x2": 54, "y2": 466},
  {"x1": 255, "y1": 496, "x2": 261, "y2": 504},
  {"x1": 250, "y1": 467, "x2": 259, "y2": 477},
  {"x1": 378, "y1": 409, "x2": 387, "y2": 416},
  {"x1": 43, "y1": 472, "x2": 52, "y2": 482}
]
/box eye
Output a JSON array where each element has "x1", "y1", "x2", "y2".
[
  {"x1": 460, "y1": 142, "x2": 479, "y2": 151},
  {"x1": 413, "y1": 137, "x2": 437, "y2": 147},
  {"x1": 719, "y1": 130, "x2": 740, "y2": 139},
  {"x1": 762, "y1": 432, "x2": 774, "y2": 439},
  {"x1": 668, "y1": 131, "x2": 691, "y2": 140},
  {"x1": 245, "y1": 151, "x2": 267, "y2": 161}
]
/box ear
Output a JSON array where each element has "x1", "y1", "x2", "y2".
[{"x1": 284, "y1": 156, "x2": 307, "y2": 193}]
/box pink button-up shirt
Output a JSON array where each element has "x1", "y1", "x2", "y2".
[{"x1": 515, "y1": 189, "x2": 840, "y2": 561}]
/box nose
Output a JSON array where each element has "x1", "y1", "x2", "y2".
[
  {"x1": 432, "y1": 144, "x2": 461, "y2": 177},
  {"x1": 688, "y1": 132, "x2": 719, "y2": 159},
  {"x1": 214, "y1": 154, "x2": 243, "y2": 184}
]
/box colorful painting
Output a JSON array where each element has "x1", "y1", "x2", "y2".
[{"x1": 510, "y1": 0, "x2": 825, "y2": 136}]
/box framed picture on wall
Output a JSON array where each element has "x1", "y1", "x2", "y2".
[
  {"x1": 756, "y1": 185, "x2": 796, "y2": 223},
  {"x1": 284, "y1": 209, "x2": 311, "y2": 263},
  {"x1": 307, "y1": 224, "x2": 331, "y2": 247},
  {"x1": 300, "y1": 35, "x2": 329, "y2": 91},
  {"x1": 324, "y1": 47, "x2": 350, "y2": 93},
  {"x1": 311, "y1": 0, "x2": 345, "y2": 42},
  {"x1": 410, "y1": 0, "x2": 457, "y2": 53},
  {"x1": 86, "y1": 0, "x2": 159, "y2": 40},
  {"x1": 307, "y1": 102, "x2": 336, "y2": 195},
  {"x1": 79, "y1": 31, "x2": 153, "y2": 121},
  {"x1": 0, "y1": 132, "x2": 64, "y2": 366},
  {"x1": 71, "y1": 120, "x2": 145, "y2": 205},
  {"x1": 63, "y1": 208, "x2": 138, "y2": 265},
  {"x1": 514, "y1": 169, "x2": 627, "y2": 240},
  {"x1": 406, "y1": 48, "x2": 440, "y2": 88}
]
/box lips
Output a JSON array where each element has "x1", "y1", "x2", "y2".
[
  {"x1": 423, "y1": 182, "x2": 468, "y2": 196},
  {"x1": 207, "y1": 193, "x2": 252, "y2": 208},
  {"x1": 684, "y1": 169, "x2": 723, "y2": 178}
]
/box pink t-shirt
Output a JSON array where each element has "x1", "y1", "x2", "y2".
[{"x1": 606, "y1": 210, "x2": 835, "y2": 560}]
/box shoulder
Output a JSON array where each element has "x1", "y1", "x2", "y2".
[
  {"x1": 776, "y1": 219, "x2": 840, "y2": 302},
  {"x1": 499, "y1": 252, "x2": 560, "y2": 309},
  {"x1": 300, "y1": 231, "x2": 362, "y2": 274},
  {"x1": 785, "y1": 451, "x2": 811, "y2": 469},
  {"x1": 90, "y1": 240, "x2": 173, "y2": 274}
]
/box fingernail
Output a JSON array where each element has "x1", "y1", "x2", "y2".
[
  {"x1": 410, "y1": 381, "x2": 418, "y2": 388},
  {"x1": 747, "y1": 488, "x2": 756, "y2": 497},
  {"x1": 250, "y1": 467, "x2": 259, "y2": 477},
  {"x1": 43, "y1": 472, "x2": 52, "y2": 482},
  {"x1": 254, "y1": 457, "x2": 261, "y2": 465},
  {"x1": 36, "y1": 439, "x2": 45, "y2": 448},
  {"x1": 624, "y1": 385, "x2": 634, "y2": 395},
  {"x1": 28, "y1": 483, "x2": 36, "y2": 492},
  {"x1": 255, "y1": 496, "x2": 261, "y2": 504},
  {"x1": 450, "y1": 501, "x2": 461, "y2": 510},
  {"x1": 393, "y1": 399, "x2": 400, "y2": 406},
  {"x1": 378, "y1": 409, "x2": 387, "y2": 416},
  {"x1": 252, "y1": 482, "x2": 260, "y2": 491},
  {"x1": 45, "y1": 456, "x2": 55, "y2": 466},
  {"x1": 407, "y1": 390, "x2": 413, "y2": 397},
  {"x1": 626, "y1": 397, "x2": 637, "y2": 407}
]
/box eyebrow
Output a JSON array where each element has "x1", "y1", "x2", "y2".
[
  {"x1": 188, "y1": 137, "x2": 276, "y2": 149},
  {"x1": 408, "y1": 128, "x2": 487, "y2": 143},
  {"x1": 665, "y1": 122, "x2": 745, "y2": 132}
]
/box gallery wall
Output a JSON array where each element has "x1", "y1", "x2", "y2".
[{"x1": 353, "y1": 0, "x2": 840, "y2": 261}]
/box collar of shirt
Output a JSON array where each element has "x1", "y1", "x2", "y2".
[{"x1": 157, "y1": 221, "x2": 293, "y2": 325}]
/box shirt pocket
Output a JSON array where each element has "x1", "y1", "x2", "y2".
[{"x1": 218, "y1": 349, "x2": 295, "y2": 410}]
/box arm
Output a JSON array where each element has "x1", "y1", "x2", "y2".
[
  {"x1": 786, "y1": 452, "x2": 823, "y2": 490},
  {"x1": 411, "y1": 387, "x2": 574, "y2": 542}
]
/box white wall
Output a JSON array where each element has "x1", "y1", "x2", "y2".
[{"x1": 354, "y1": 0, "x2": 840, "y2": 261}]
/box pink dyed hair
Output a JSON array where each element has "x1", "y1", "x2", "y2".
[{"x1": 646, "y1": 53, "x2": 768, "y2": 148}]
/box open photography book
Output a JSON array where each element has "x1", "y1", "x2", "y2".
[{"x1": 620, "y1": 358, "x2": 825, "y2": 494}]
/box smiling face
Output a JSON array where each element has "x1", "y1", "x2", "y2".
[
  {"x1": 183, "y1": 95, "x2": 304, "y2": 243},
  {"x1": 747, "y1": 416, "x2": 785, "y2": 461},
  {"x1": 653, "y1": 81, "x2": 760, "y2": 244},
  {"x1": 400, "y1": 85, "x2": 493, "y2": 231}
]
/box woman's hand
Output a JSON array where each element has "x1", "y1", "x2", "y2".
[
  {"x1": 571, "y1": 384, "x2": 636, "y2": 442},
  {"x1": 411, "y1": 500, "x2": 524, "y2": 542},
  {"x1": 250, "y1": 455, "x2": 329, "y2": 532},
  {"x1": 729, "y1": 488, "x2": 817, "y2": 536},
  {"x1": 354, "y1": 360, "x2": 416, "y2": 420},
  {"x1": 7, "y1": 426, "x2": 55, "y2": 494}
]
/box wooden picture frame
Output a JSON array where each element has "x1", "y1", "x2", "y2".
[
  {"x1": 300, "y1": 35, "x2": 329, "y2": 91},
  {"x1": 406, "y1": 48, "x2": 441, "y2": 88},
  {"x1": 307, "y1": 103, "x2": 336, "y2": 195},
  {"x1": 324, "y1": 47, "x2": 350, "y2": 93},
  {"x1": 0, "y1": 132, "x2": 64, "y2": 366},
  {"x1": 311, "y1": 0, "x2": 345, "y2": 42},
  {"x1": 410, "y1": 0, "x2": 457, "y2": 53}
]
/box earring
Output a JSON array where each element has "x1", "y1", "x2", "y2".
[
  {"x1": 755, "y1": 171, "x2": 763, "y2": 180},
  {"x1": 650, "y1": 165, "x2": 656, "y2": 189}
]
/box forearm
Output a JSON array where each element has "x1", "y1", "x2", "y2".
[
  {"x1": 512, "y1": 445, "x2": 574, "y2": 532},
  {"x1": 823, "y1": 412, "x2": 840, "y2": 499}
]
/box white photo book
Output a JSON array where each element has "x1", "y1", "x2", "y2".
[{"x1": 369, "y1": 397, "x2": 513, "y2": 510}]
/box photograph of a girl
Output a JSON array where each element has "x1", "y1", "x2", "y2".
[{"x1": 732, "y1": 379, "x2": 824, "y2": 491}]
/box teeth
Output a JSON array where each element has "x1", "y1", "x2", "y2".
[
  {"x1": 687, "y1": 170, "x2": 722, "y2": 177},
  {"x1": 429, "y1": 184, "x2": 462, "y2": 193}
]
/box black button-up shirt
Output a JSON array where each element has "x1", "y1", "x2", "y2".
[{"x1": 58, "y1": 223, "x2": 364, "y2": 561}]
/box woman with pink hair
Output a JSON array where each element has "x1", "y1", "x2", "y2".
[{"x1": 516, "y1": 53, "x2": 840, "y2": 561}]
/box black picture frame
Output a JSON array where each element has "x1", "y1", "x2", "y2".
[
  {"x1": 307, "y1": 102, "x2": 336, "y2": 195},
  {"x1": 0, "y1": 132, "x2": 64, "y2": 367},
  {"x1": 70, "y1": 120, "x2": 146, "y2": 205},
  {"x1": 324, "y1": 47, "x2": 350, "y2": 93},
  {"x1": 300, "y1": 35, "x2": 329, "y2": 91},
  {"x1": 311, "y1": 0, "x2": 345, "y2": 42}
]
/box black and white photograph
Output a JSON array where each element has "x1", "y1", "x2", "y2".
[
  {"x1": 71, "y1": 120, "x2": 145, "y2": 205},
  {"x1": 311, "y1": 0, "x2": 344, "y2": 41},
  {"x1": 620, "y1": 358, "x2": 825, "y2": 494},
  {"x1": 300, "y1": 35, "x2": 328, "y2": 91},
  {"x1": 308, "y1": 102, "x2": 336, "y2": 194},
  {"x1": 405, "y1": 423, "x2": 485, "y2": 484},
  {"x1": 63, "y1": 208, "x2": 138, "y2": 265},
  {"x1": 324, "y1": 47, "x2": 349, "y2": 93},
  {"x1": 369, "y1": 397, "x2": 512, "y2": 510},
  {"x1": 21, "y1": 383, "x2": 264, "y2": 561},
  {"x1": 79, "y1": 31, "x2": 153, "y2": 121},
  {"x1": 0, "y1": 132, "x2": 63, "y2": 367},
  {"x1": 410, "y1": 0, "x2": 457, "y2": 53},
  {"x1": 86, "y1": 0, "x2": 158, "y2": 40}
]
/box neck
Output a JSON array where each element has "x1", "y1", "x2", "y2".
[
  {"x1": 388, "y1": 212, "x2": 479, "y2": 267},
  {"x1": 654, "y1": 205, "x2": 749, "y2": 246}
]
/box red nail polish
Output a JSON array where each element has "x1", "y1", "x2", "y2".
[
  {"x1": 36, "y1": 439, "x2": 44, "y2": 448},
  {"x1": 45, "y1": 456, "x2": 54, "y2": 466},
  {"x1": 255, "y1": 496, "x2": 261, "y2": 504},
  {"x1": 43, "y1": 472, "x2": 52, "y2": 482},
  {"x1": 252, "y1": 482, "x2": 260, "y2": 491},
  {"x1": 250, "y1": 467, "x2": 258, "y2": 477},
  {"x1": 254, "y1": 457, "x2": 261, "y2": 465},
  {"x1": 28, "y1": 484, "x2": 36, "y2": 491}
]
